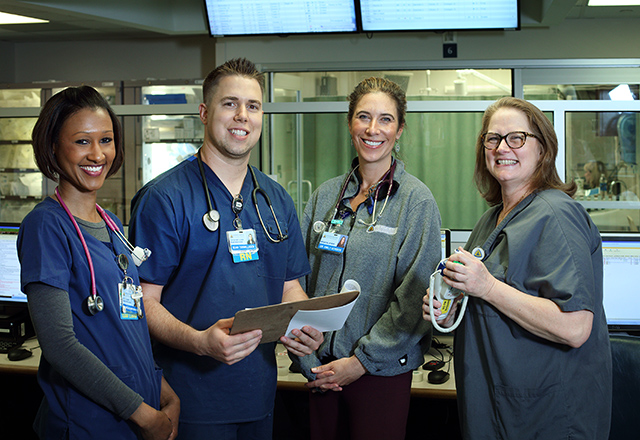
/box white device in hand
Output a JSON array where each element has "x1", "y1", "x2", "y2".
[{"x1": 428, "y1": 258, "x2": 469, "y2": 333}]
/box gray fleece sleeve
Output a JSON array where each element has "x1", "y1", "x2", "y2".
[{"x1": 26, "y1": 282, "x2": 143, "y2": 420}]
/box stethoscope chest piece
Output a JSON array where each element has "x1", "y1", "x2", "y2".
[
  {"x1": 313, "y1": 221, "x2": 326, "y2": 234},
  {"x1": 203, "y1": 209, "x2": 220, "y2": 232},
  {"x1": 86, "y1": 294, "x2": 104, "y2": 316}
]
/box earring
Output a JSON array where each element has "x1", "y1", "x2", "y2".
[{"x1": 394, "y1": 140, "x2": 400, "y2": 153}]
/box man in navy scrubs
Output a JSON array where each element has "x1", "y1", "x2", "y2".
[{"x1": 129, "y1": 58, "x2": 323, "y2": 440}]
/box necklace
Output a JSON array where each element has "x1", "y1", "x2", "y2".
[
  {"x1": 497, "y1": 191, "x2": 531, "y2": 225},
  {"x1": 365, "y1": 179, "x2": 382, "y2": 197}
]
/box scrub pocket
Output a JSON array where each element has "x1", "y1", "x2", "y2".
[
  {"x1": 253, "y1": 219, "x2": 289, "y2": 280},
  {"x1": 494, "y1": 381, "x2": 569, "y2": 439}
]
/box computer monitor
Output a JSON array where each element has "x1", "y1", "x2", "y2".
[
  {"x1": 358, "y1": 0, "x2": 519, "y2": 32},
  {"x1": 0, "y1": 224, "x2": 27, "y2": 318},
  {"x1": 203, "y1": 0, "x2": 358, "y2": 37},
  {"x1": 440, "y1": 229, "x2": 451, "y2": 260},
  {"x1": 601, "y1": 233, "x2": 640, "y2": 333}
]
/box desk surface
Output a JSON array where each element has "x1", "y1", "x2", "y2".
[
  {"x1": 0, "y1": 337, "x2": 40, "y2": 375},
  {"x1": 275, "y1": 335, "x2": 456, "y2": 399},
  {"x1": 1, "y1": 336, "x2": 457, "y2": 399}
]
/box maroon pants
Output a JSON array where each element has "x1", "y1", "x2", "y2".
[{"x1": 309, "y1": 371, "x2": 413, "y2": 440}]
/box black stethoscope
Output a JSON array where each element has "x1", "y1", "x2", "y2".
[
  {"x1": 196, "y1": 149, "x2": 288, "y2": 243},
  {"x1": 313, "y1": 159, "x2": 397, "y2": 234},
  {"x1": 54, "y1": 187, "x2": 151, "y2": 316}
]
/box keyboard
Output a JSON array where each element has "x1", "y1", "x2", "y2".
[{"x1": 0, "y1": 339, "x2": 21, "y2": 353}]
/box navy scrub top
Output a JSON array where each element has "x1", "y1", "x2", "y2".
[
  {"x1": 129, "y1": 156, "x2": 310, "y2": 424},
  {"x1": 18, "y1": 197, "x2": 161, "y2": 440}
]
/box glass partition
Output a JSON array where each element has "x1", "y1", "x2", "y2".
[
  {"x1": 0, "y1": 116, "x2": 41, "y2": 223},
  {"x1": 51, "y1": 86, "x2": 120, "y2": 105},
  {"x1": 273, "y1": 69, "x2": 512, "y2": 102},
  {"x1": 141, "y1": 84, "x2": 202, "y2": 105},
  {"x1": 140, "y1": 114, "x2": 202, "y2": 185},
  {"x1": 566, "y1": 110, "x2": 640, "y2": 232},
  {"x1": 525, "y1": 84, "x2": 639, "y2": 101},
  {"x1": 268, "y1": 110, "x2": 489, "y2": 230},
  {"x1": 0, "y1": 88, "x2": 41, "y2": 107},
  {"x1": 525, "y1": 77, "x2": 640, "y2": 232},
  {"x1": 268, "y1": 69, "x2": 511, "y2": 229}
]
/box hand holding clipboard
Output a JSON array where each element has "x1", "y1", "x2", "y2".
[{"x1": 230, "y1": 280, "x2": 361, "y2": 344}]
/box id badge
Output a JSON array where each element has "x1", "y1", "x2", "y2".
[
  {"x1": 317, "y1": 231, "x2": 348, "y2": 254},
  {"x1": 119, "y1": 282, "x2": 142, "y2": 320},
  {"x1": 227, "y1": 228, "x2": 259, "y2": 263}
]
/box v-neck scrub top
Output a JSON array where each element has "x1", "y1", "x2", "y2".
[
  {"x1": 129, "y1": 156, "x2": 310, "y2": 425},
  {"x1": 455, "y1": 189, "x2": 612, "y2": 439},
  {"x1": 18, "y1": 197, "x2": 161, "y2": 440}
]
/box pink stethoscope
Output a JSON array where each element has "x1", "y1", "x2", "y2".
[{"x1": 54, "y1": 187, "x2": 151, "y2": 315}]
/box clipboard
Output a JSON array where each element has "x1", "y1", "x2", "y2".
[{"x1": 229, "y1": 290, "x2": 359, "y2": 343}]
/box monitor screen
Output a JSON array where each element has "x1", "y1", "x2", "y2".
[
  {"x1": 0, "y1": 224, "x2": 26, "y2": 307},
  {"x1": 440, "y1": 229, "x2": 451, "y2": 260},
  {"x1": 204, "y1": 0, "x2": 358, "y2": 37},
  {"x1": 601, "y1": 234, "x2": 640, "y2": 332},
  {"x1": 359, "y1": 0, "x2": 519, "y2": 32}
]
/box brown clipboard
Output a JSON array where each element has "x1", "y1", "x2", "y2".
[{"x1": 229, "y1": 290, "x2": 359, "y2": 344}]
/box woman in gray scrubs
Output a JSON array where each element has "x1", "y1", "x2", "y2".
[{"x1": 423, "y1": 97, "x2": 612, "y2": 440}]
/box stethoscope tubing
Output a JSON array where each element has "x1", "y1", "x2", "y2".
[
  {"x1": 55, "y1": 187, "x2": 143, "y2": 305},
  {"x1": 324, "y1": 159, "x2": 396, "y2": 231},
  {"x1": 248, "y1": 166, "x2": 287, "y2": 243},
  {"x1": 197, "y1": 149, "x2": 287, "y2": 242},
  {"x1": 197, "y1": 149, "x2": 216, "y2": 215},
  {"x1": 54, "y1": 187, "x2": 99, "y2": 301}
]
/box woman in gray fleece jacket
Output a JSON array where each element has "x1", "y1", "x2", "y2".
[{"x1": 291, "y1": 77, "x2": 441, "y2": 440}]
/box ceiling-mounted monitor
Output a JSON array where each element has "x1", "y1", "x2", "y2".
[
  {"x1": 204, "y1": 0, "x2": 358, "y2": 37},
  {"x1": 359, "y1": 0, "x2": 520, "y2": 32}
]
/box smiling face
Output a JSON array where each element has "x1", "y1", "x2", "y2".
[
  {"x1": 54, "y1": 107, "x2": 115, "y2": 195},
  {"x1": 484, "y1": 107, "x2": 541, "y2": 196},
  {"x1": 348, "y1": 92, "x2": 404, "y2": 171},
  {"x1": 199, "y1": 75, "x2": 263, "y2": 162}
]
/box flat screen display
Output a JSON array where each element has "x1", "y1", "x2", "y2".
[
  {"x1": 359, "y1": 0, "x2": 519, "y2": 32},
  {"x1": 204, "y1": 0, "x2": 358, "y2": 37},
  {"x1": 0, "y1": 224, "x2": 26, "y2": 305},
  {"x1": 440, "y1": 229, "x2": 451, "y2": 260},
  {"x1": 601, "y1": 234, "x2": 640, "y2": 332}
]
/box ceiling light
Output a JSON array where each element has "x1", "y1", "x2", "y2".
[
  {"x1": 588, "y1": 0, "x2": 640, "y2": 5},
  {"x1": 0, "y1": 12, "x2": 48, "y2": 25}
]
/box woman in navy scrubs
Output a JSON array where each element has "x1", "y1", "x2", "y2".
[{"x1": 18, "y1": 86, "x2": 180, "y2": 440}]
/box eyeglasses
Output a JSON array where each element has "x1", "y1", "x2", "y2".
[{"x1": 482, "y1": 131, "x2": 538, "y2": 150}]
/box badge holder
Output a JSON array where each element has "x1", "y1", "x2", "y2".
[
  {"x1": 317, "y1": 231, "x2": 348, "y2": 254},
  {"x1": 428, "y1": 259, "x2": 469, "y2": 333},
  {"x1": 119, "y1": 276, "x2": 143, "y2": 320},
  {"x1": 227, "y1": 228, "x2": 260, "y2": 263}
]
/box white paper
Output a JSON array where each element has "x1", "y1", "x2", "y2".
[{"x1": 285, "y1": 279, "x2": 360, "y2": 338}]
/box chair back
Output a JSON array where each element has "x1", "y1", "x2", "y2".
[{"x1": 610, "y1": 334, "x2": 640, "y2": 440}]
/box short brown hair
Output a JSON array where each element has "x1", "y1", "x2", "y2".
[
  {"x1": 202, "y1": 58, "x2": 265, "y2": 106},
  {"x1": 474, "y1": 97, "x2": 576, "y2": 205},
  {"x1": 32, "y1": 85, "x2": 124, "y2": 182}
]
